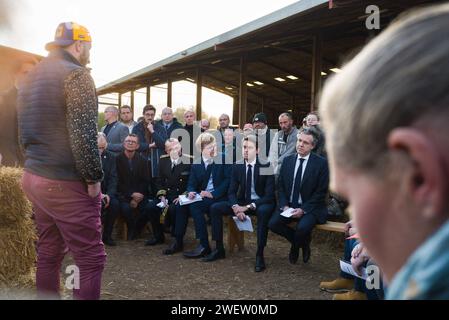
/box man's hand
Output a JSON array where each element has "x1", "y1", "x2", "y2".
[
  {"x1": 173, "y1": 197, "x2": 180, "y2": 205},
  {"x1": 102, "y1": 194, "x2": 110, "y2": 209},
  {"x1": 88, "y1": 182, "x2": 101, "y2": 198},
  {"x1": 291, "y1": 208, "x2": 304, "y2": 218},
  {"x1": 351, "y1": 243, "x2": 368, "y2": 276},
  {"x1": 149, "y1": 142, "x2": 156, "y2": 149},
  {"x1": 188, "y1": 192, "x2": 197, "y2": 200},
  {"x1": 131, "y1": 192, "x2": 144, "y2": 203},
  {"x1": 236, "y1": 212, "x2": 247, "y2": 222},
  {"x1": 200, "y1": 191, "x2": 213, "y2": 199},
  {"x1": 160, "y1": 196, "x2": 168, "y2": 205},
  {"x1": 130, "y1": 199, "x2": 138, "y2": 209},
  {"x1": 345, "y1": 220, "x2": 354, "y2": 236},
  {"x1": 147, "y1": 122, "x2": 154, "y2": 133}
]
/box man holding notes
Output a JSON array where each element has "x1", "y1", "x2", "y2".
[
  {"x1": 205, "y1": 135, "x2": 275, "y2": 272},
  {"x1": 163, "y1": 132, "x2": 230, "y2": 257},
  {"x1": 268, "y1": 128, "x2": 329, "y2": 264}
]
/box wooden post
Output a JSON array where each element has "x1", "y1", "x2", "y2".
[
  {"x1": 118, "y1": 92, "x2": 122, "y2": 107},
  {"x1": 196, "y1": 69, "x2": 202, "y2": 120},
  {"x1": 239, "y1": 55, "x2": 248, "y2": 127},
  {"x1": 232, "y1": 97, "x2": 239, "y2": 126},
  {"x1": 146, "y1": 85, "x2": 151, "y2": 105},
  {"x1": 167, "y1": 79, "x2": 172, "y2": 108},
  {"x1": 130, "y1": 90, "x2": 135, "y2": 117},
  {"x1": 311, "y1": 34, "x2": 323, "y2": 112}
]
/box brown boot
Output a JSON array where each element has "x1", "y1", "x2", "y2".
[
  {"x1": 332, "y1": 290, "x2": 367, "y2": 300},
  {"x1": 320, "y1": 278, "x2": 354, "y2": 293}
]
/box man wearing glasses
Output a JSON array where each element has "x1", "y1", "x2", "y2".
[{"x1": 116, "y1": 134, "x2": 151, "y2": 240}]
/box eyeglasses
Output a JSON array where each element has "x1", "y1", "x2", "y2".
[{"x1": 125, "y1": 140, "x2": 137, "y2": 144}]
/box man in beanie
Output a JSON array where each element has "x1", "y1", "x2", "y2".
[
  {"x1": 18, "y1": 22, "x2": 106, "y2": 300},
  {"x1": 252, "y1": 112, "x2": 272, "y2": 162}
]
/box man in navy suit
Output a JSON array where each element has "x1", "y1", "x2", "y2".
[
  {"x1": 163, "y1": 132, "x2": 230, "y2": 257},
  {"x1": 269, "y1": 128, "x2": 329, "y2": 264},
  {"x1": 204, "y1": 135, "x2": 275, "y2": 272}
]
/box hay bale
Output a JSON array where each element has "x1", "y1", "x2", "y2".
[
  {"x1": 0, "y1": 167, "x2": 33, "y2": 225},
  {"x1": 0, "y1": 166, "x2": 37, "y2": 289},
  {"x1": 0, "y1": 219, "x2": 37, "y2": 285}
]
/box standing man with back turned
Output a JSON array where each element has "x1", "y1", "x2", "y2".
[{"x1": 18, "y1": 22, "x2": 106, "y2": 300}]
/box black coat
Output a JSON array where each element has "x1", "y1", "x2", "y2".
[
  {"x1": 100, "y1": 150, "x2": 118, "y2": 196},
  {"x1": 156, "y1": 154, "x2": 192, "y2": 201},
  {"x1": 228, "y1": 160, "x2": 275, "y2": 207},
  {"x1": 116, "y1": 152, "x2": 150, "y2": 202},
  {"x1": 278, "y1": 153, "x2": 329, "y2": 224}
]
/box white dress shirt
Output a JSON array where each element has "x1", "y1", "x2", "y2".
[
  {"x1": 290, "y1": 152, "x2": 310, "y2": 205},
  {"x1": 245, "y1": 158, "x2": 260, "y2": 202}
]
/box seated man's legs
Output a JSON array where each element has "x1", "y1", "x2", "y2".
[
  {"x1": 162, "y1": 204, "x2": 189, "y2": 255},
  {"x1": 187, "y1": 198, "x2": 215, "y2": 251},
  {"x1": 294, "y1": 213, "x2": 318, "y2": 249},
  {"x1": 144, "y1": 200, "x2": 165, "y2": 245},
  {"x1": 209, "y1": 201, "x2": 234, "y2": 251},
  {"x1": 268, "y1": 211, "x2": 295, "y2": 244},
  {"x1": 253, "y1": 204, "x2": 275, "y2": 256},
  {"x1": 119, "y1": 201, "x2": 136, "y2": 240},
  {"x1": 320, "y1": 238, "x2": 356, "y2": 292},
  {"x1": 102, "y1": 196, "x2": 119, "y2": 244}
]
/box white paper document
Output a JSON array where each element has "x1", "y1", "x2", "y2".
[
  {"x1": 179, "y1": 194, "x2": 203, "y2": 206},
  {"x1": 156, "y1": 201, "x2": 167, "y2": 209},
  {"x1": 280, "y1": 208, "x2": 296, "y2": 218},
  {"x1": 339, "y1": 260, "x2": 367, "y2": 280},
  {"x1": 232, "y1": 216, "x2": 254, "y2": 232}
]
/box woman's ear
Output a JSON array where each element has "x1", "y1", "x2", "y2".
[{"x1": 388, "y1": 128, "x2": 447, "y2": 219}]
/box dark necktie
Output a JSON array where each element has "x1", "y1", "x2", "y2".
[
  {"x1": 171, "y1": 161, "x2": 176, "y2": 172},
  {"x1": 246, "y1": 164, "x2": 253, "y2": 202},
  {"x1": 291, "y1": 158, "x2": 305, "y2": 206}
]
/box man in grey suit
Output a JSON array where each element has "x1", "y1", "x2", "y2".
[{"x1": 101, "y1": 106, "x2": 129, "y2": 153}]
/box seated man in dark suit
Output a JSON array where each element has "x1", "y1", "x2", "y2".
[
  {"x1": 268, "y1": 128, "x2": 329, "y2": 264},
  {"x1": 144, "y1": 138, "x2": 192, "y2": 246},
  {"x1": 116, "y1": 134, "x2": 151, "y2": 240},
  {"x1": 163, "y1": 132, "x2": 230, "y2": 257},
  {"x1": 205, "y1": 135, "x2": 275, "y2": 272},
  {"x1": 98, "y1": 133, "x2": 120, "y2": 246}
]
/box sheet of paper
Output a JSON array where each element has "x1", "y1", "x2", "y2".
[
  {"x1": 339, "y1": 260, "x2": 367, "y2": 280},
  {"x1": 179, "y1": 194, "x2": 203, "y2": 206},
  {"x1": 280, "y1": 208, "x2": 296, "y2": 218},
  {"x1": 156, "y1": 201, "x2": 167, "y2": 209},
  {"x1": 232, "y1": 216, "x2": 254, "y2": 232}
]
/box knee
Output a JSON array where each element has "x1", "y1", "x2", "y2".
[{"x1": 268, "y1": 215, "x2": 280, "y2": 231}]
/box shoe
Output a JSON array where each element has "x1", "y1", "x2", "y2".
[
  {"x1": 202, "y1": 248, "x2": 226, "y2": 262},
  {"x1": 102, "y1": 237, "x2": 117, "y2": 247},
  {"x1": 144, "y1": 236, "x2": 165, "y2": 246},
  {"x1": 162, "y1": 241, "x2": 183, "y2": 255},
  {"x1": 320, "y1": 278, "x2": 354, "y2": 293},
  {"x1": 255, "y1": 255, "x2": 266, "y2": 272},
  {"x1": 183, "y1": 245, "x2": 211, "y2": 258},
  {"x1": 289, "y1": 244, "x2": 300, "y2": 264},
  {"x1": 333, "y1": 290, "x2": 367, "y2": 300},
  {"x1": 302, "y1": 245, "x2": 311, "y2": 263}
]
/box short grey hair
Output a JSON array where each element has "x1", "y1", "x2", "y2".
[
  {"x1": 105, "y1": 106, "x2": 119, "y2": 114},
  {"x1": 319, "y1": 4, "x2": 449, "y2": 173},
  {"x1": 298, "y1": 128, "x2": 318, "y2": 147},
  {"x1": 279, "y1": 112, "x2": 293, "y2": 120}
]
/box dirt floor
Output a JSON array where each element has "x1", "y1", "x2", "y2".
[
  {"x1": 1, "y1": 222, "x2": 344, "y2": 300},
  {"x1": 66, "y1": 223, "x2": 344, "y2": 300}
]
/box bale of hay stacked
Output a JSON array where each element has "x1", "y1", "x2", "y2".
[{"x1": 0, "y1": 167, "x2": 37, "y2": 289}]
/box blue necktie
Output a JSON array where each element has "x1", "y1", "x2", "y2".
[
  {"x1": 291, "y1": 158, "x2": 305, "y2": 206},
  {"x1": 246, "y1": 164, "x2": 253, "y2": 203}
]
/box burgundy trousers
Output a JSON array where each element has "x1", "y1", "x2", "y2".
[{"x1": 21, "y1": 171, "x2": 106, "y2": 300}]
